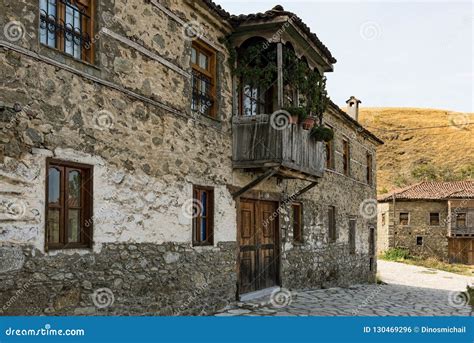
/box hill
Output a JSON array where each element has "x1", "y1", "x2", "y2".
[{"x1": 357, "y1": 108, "x2": 474, "y2": 194}]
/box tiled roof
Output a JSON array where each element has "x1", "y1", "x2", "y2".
[
  {"x1": 201, "y1": 2, "x2": 337, "y2": 64},
  {"x1": 378, "y1": 181, "x2": 474, "y2": 202}
]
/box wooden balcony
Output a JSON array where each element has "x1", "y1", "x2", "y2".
[{"x1": 232, "y1": 114, "x2": 325, "y2": 181}]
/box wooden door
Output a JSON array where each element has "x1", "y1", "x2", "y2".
[
  {"x1": 448, "y1": 238, "x2": 474, "y2": 265},
  {"x1": 238, "y1": 199, "x2": 279, "y2": 294}
]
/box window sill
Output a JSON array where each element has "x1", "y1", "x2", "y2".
[
  {"x1": 192, "y1": 243, "x2": 214, "y2": 247},
  {"x1": 38, "y1": 44, "x2": 100, "y2": 73},
  {"x1": 46, "y1": 244, "x2": 92, "y2": 251}
]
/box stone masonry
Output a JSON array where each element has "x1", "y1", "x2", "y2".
[{"x1": 0, "y1": 0, "x2": 381, "y2": 315}]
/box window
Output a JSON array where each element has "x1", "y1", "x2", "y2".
[
  {"x1": 429, "y1": 212, "x2": 440, "y2": 226},
  {"x1": 399, "y1": 212, "x2": 409, "y2": 226},
  {"x1": 240, "y1": 83, "x2": 273, "y2": 116},
  {"x1": 342, "y1": 139, "x2": 350, "y2": 176},
  {"x1": 46, "y1": 159, "x2": 93, "y2": 249},
  {"x1": 192, "y1": 186, "x2": 214, "y2": 245},
  {"x1": 292, "y1": 203, "x2": 303, "y2": 242},
  {"x1": 369, "y1": 226, "x2": 375, "y2": 255},
  {"x1": 328, "y1": 206, "x2": 336, "y2": 242},
  {"x1": 416, "y1": 236, "x2": 423, "y2": 246},
  {"x1": 366, "y1": 153, "x2": 373, "y2": 185},
  {"x1": 456, "y1": 213, "x2": 467, "y2": 227},
  {"x1": 381, "y1": 213, "x2": 386, "y2": 226},
  {"x1": 39, "y1": 0, "x2": 94, "y2": 63},
  {"x1": 348, "y1": 219, "x2": 356, "y2": 254},
  {"x1": 325, "y1": 126, "x2": 334, "y2": 169},
  {"x1": 191, "y1": 41, "x2": 216, "y2": 117}
]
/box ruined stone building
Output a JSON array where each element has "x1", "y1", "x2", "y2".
[
  {"x1": 377, "y1": 181, "x2": 474, "y2": 264},
  {"x1": 0, "y1": 1, "x2": 382, "y2": 315}
]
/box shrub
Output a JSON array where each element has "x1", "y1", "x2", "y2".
[
  {"x1": 380, "y1": 247, "x2": 411, "y2": 261},
  {"x1": 310, "y1": 125, "x2": 334, "y2": 142}
]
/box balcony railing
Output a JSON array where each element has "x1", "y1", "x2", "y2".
[{"x1": 232, "y1": 114, "x2": 325, "y2": 180}]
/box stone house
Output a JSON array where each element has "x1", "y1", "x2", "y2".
[
  {"x1": 377, "y1": 181, "x2": 474, "y2": 264},
  {"x1": 0, "y1": 1, "x2": 382, "y2": 315}
]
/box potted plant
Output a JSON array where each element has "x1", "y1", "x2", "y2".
[
  {"x1": 283, "y1": 106, "x2": 307, "y2": 124},
  {"x1": 310, "y1": 125, "x2": 334, "y2": 142},
  {"x1": 301, "y1": 115, "x2": 317, "y2": 130}
]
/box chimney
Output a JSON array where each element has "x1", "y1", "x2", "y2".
[{"x1": 345, "y1": 96, "x2": 361, "y2": 121}]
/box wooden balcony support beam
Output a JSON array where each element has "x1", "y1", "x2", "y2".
[
  {"x1": 285, "y1": 181, "x2": 318, "y2": 202},
  {"x1": 232, "y1": 167, "x2": 279, "y2": 199}
]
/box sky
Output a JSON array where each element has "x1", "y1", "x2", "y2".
[{"x1": 215, "y1": 0, "x2": 473, "y2": 112}]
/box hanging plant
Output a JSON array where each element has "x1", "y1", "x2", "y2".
[
  {"x1": 233, "y1": 43, "x2": 278, "y2": 91},
  {"x1": 222, "y1": 40, "x2": 330, "y2": 127},
  {"x1": 310, "y1": 125, "x2": 334, "y2": 142}
]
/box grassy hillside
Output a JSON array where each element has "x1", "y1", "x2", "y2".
[{"x1": 357, "y1": 108, "x2": 474, "y2": 194}]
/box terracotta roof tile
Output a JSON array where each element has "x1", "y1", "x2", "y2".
[
  {"x1": 201, "y1": 2, "x2": 337, "y2": 64},
  {"x1": 378, "y1": 181, "x2": 474, "y2": 201}
]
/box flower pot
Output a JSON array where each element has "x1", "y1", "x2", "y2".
[
  {"x1": 289, "y1": 114, "x2": 299, "y2": 124},
  {"x1": 302, "y1": 117, "x2": 316, "y2": 130}
]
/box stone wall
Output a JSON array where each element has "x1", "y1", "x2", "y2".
[
  {"x1": 377, "y1": 202, "x2": 390, "y2": 253},
  {"x1": 0, "y1": 0, "x2": 379, "y2": 315},
  {"x1": 0, "y1": 242, "x2": 236, "y2": 315},
  {"x1": 379, "y1": 200, "x2": 449, "y2": 259}
]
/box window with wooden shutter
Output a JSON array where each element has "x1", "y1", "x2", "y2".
[
  {"x1": 369, "y1": 226, "x2": 375, "y2": 255},
  {"x1": 328, "y1": 206, "x2": 336, "y2": 242},
  {"x1": 399, "y1": 212, "x2": 409, "y2": 226},
  {"x1": 349, "y1": 219, "x2": 356, "y2": 254},
  {"x1": 192, "y1": 186, "x2": 214, "y2": 246},
  {"x1": 429, "y1": 212, "x2": 440, "y2": 226},
  {"x1": 39, "y1": 0, "x2": 95, "y2": 63},
  {"x1": 325, "y1": 126, "x2": 334, "y2": 169},
  {"x1": 46, "y1": 159, "x2": 93, "y2": 249},
  {"x1": 292, "y1": 203, "x2": 303, "y2": 242},
  {"x1": 366, "y1": 153, "x2": 373, "y2": 185},
  {"x1": 342, "y1": 139, "x2": 350, "y2": 176}
]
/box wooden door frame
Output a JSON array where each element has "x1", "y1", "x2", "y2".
[{"x1": 235, "y1": 194, "x2": 282, "y2": 298}]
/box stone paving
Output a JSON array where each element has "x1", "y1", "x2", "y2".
[{"x1": 215, "y1": 262, "x2": 474, "y2": 316}]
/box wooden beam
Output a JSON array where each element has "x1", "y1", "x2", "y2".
[
  {"x1": 277, "y1": 42, "x2": 283, "y2": 108},
  {"x1": 232, "y1": 168, "x2": 279, "y2": 199},
  {"x1": 285, "y1": 181, "x2": 318, "y2": 201}
]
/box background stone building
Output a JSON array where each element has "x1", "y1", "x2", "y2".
[
  {"x1": 377, "y1": 181, "x2": 474, "y2": 264},
  {"x1": 0, "y1": 0, "x2": 381, "y2": 315}
]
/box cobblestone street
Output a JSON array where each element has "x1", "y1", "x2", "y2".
[{"x1": 215, "y1": 261, "x2": 474, "y2": 316}]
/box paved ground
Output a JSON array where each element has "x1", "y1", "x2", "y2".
[
  {"x1": 377, "y1": 260, "x2": 473, "y2": 291},
  {"x1": 215, "y1": 261, "x2": 474, "y2": 316}
]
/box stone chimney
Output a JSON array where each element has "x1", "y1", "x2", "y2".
[{"x1": 345, "y1": 96, "x2": 361, "y2": 121}]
